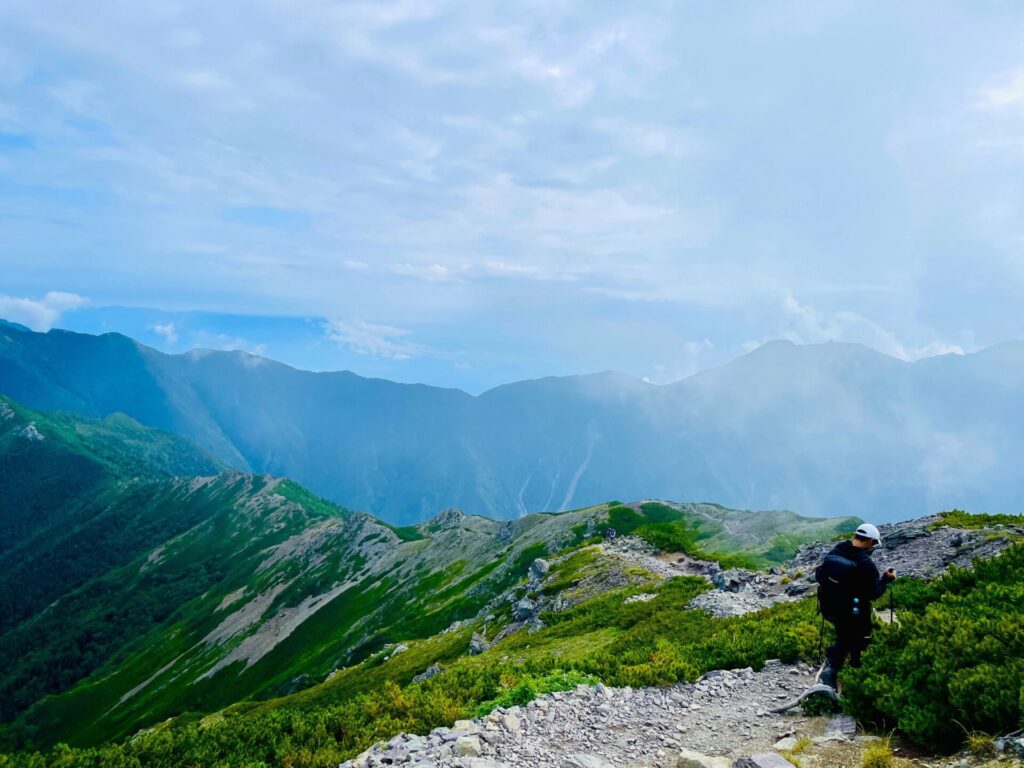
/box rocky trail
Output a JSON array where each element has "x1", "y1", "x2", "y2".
[{"x1": 343, "y1": 662, "x2": 1020, "y2": 767}]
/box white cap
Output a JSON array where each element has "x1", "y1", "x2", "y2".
[{"x1": 855, "y1": 523, "x2": 882, "y2": 543}]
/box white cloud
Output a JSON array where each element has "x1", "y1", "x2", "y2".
[
  {"x1": 387, "y1": 263, "x2": 459, "y2": 282},
  {"x1": 778, "y1": 295, "x2": 965, "y2": 362},
  {"x1": 323, "y1": 319, "x2": 434, "y2": 360},
  {"x1": 0, "y1": 291, "x2": 85, "y2": 331},
  {"x1": 150, "y1": 321, "x2": 178, "y2": 344},
  {"x1": 190, "y1": 331, "x2": 267, "y2": 357},
  {"x1": 645, "y1": 338, "x2": 715, "y2": 383},
  {"x1": 976, "y1": 68, "x2": 1024, "y2": 111}
]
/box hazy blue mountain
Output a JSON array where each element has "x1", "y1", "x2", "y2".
[{"x1": 1, "y1": 322, "x2": 1022, "y2": 524}]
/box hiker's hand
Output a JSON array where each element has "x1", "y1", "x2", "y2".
[{"x1": 884, "y1": 568, "x2": 896, "y2": 581}]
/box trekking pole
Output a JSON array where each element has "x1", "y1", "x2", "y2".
[
  {"x1": 889, "y1": 578, "x2": 895, "y2": 623},
  {"x1": 817, "y1": 614, "x2": 825, "y2": 666}
]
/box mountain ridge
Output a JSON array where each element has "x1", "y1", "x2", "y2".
[{"x1": 2, "y1": 322, "x2": 1024, "y2": 524}]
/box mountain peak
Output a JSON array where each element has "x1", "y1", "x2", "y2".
[{"x1": 426, "y1": 507, "x2": 466, "y2": 529}]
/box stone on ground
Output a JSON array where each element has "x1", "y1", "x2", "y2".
[
  {"x1": 733, "y1": 754, "x2": 797, "y2": 768},
  {"x1": 676, "y1": 748, "x2": 732, "y2": 768}
]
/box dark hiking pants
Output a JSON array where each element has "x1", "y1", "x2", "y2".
[{"x1": 825, "y1": 615, "x2": 872, "y2": 671}]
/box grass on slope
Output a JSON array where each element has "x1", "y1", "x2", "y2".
[
  {"x1": 606, "y1": 501, "x2": 857, "y2": 568},
  {"x1": 0, "y1": 554, "x2": 824, "y2": 768},
  {"x1": 927, "y1": 508, "x2": 1024, "y2": 530},
  {"x1": 8, "y1": 535, "x2": 1023, "y2": 767}
]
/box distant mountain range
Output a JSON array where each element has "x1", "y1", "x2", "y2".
[{"x1": 1, "y1": 320, "x2": 1022, "y2": 524}]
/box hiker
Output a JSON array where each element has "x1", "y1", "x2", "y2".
[
  {"x1": 814, "y1": 523, "x2": 896, "y2": 689},
  {"x1": 604, "y1": 527, "x2": 616, "y2": 545}
]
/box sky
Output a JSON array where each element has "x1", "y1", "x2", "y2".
[{"x1": 1, "y1": 1, "x2": 1023, "y2": 393}]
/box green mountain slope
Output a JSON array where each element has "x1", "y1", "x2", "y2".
[
  {"x1": 0, "y1": 394, "x2": 225, "y2": 632},
  {"x1": 0, "y1": 395, "x2": 857, "y2": 753}
]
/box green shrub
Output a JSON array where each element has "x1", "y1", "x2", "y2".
[
  {"x1": 842, "y1": 542, "x2": 1024, "y2": 751},
  {"x1": 929, "y1": 509, "x2": 1024, "y2": 530}
]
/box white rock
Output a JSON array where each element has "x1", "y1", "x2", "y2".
[
  {"x1": 562, "y1": 754, "x2": 616, "y2": 768},
  {"x1": 676, "y1": 748, "x2": 732, "y2": 768}
]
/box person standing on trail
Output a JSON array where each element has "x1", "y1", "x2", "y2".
[{"x1": 814, "y1": 523, "x2": 896, "y2": 689}]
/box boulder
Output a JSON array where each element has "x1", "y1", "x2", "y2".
[
  {"x1": 500, "y1": 713, "x2": 521, "y2": 733},
  {"x1": 513, "y1": 597, "x2": 537, "y2": 622},
  {"x1": 677, "y1": 748, "x2": 732, "y2": 768},
  {"x1": 772, "y1": 737, "x2": 798, "y2": 751},
  {"x1": 712, "y1": 568, "x2": 753, "y2": 592},
  {"x1": 530, "y1": 558, "x2": 551, "y2": 579},
  {"x1": 452, "y1": 734, "x2": 482, "y2": 757},
  {"x1": 469, "y1": 632, "x2": 489, "y2": 655},
  {"x1": 451, "y1": 719, "x2": 481, "y2": 735},
  {"x1": 19, "y1": 424, "x2": 44, "y2": 442}
]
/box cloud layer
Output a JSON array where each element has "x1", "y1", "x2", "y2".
[{"x1": 0, "y1": 2, "x2": 1022, "y2": 389}]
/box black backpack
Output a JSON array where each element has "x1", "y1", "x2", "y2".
[{"x1": 814, "y1": 553, "x2": 860, "y2": 621}]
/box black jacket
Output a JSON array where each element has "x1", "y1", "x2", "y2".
[{"x1": 828, "y1": 540, "x2": 889, "y2": 606}]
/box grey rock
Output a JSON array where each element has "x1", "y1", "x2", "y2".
[
  {"x1": 562, "y1": 754, "x2": 615, "y2": 768},
  {"x1": 733, "y1": 755, "x2": 797, "y2": 768},
  {"x1": 469, "y1": 633, "x2": 489, "y2": 655},
  {"x1": 413, "y1": 664, "x2": 444, "y2": 683},
  {"x1": 711, "y1": 568, "x2": 754, "y2": 592},
  {"x1": 513, "y1": 597, "x2": 537, "y2": 621},
  {"x1": 530, "y1": 558, "x2": 551, "y2": 579},
  {"x1": 19, "y1": 423, "x2": 44, "y2": 442},
  {"x1": 452, "y1": 735, "x2": 482, "y2": 757}
]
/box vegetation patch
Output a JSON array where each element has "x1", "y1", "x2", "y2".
[
  {"x1": 841, "y1": 542, "x2": 1024, "y2": 752},
  {"x1": 928, "y1": 508, "x2": 1024, "y2": 530},
  {"x1": 473, "y1": 670, "x2": 597, "y2": 715}
]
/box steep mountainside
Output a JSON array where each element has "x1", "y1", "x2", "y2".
[
  {"x1": 0, "y1": 396, "x2": 856, "y2": 752},
  {"x1": 2, "y1": 323, "x2": 1024, "y2": 524}
]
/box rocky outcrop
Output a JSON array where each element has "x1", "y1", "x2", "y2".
[
  {"x1": 789, "y1": 515, "x2": 1023, "y2": 579},
  {"x1": 18, "y1": 423, "x2": 44, "y2": 441},
  {"x1": 691, "y1": 515, "x2": 1023, "y2": 618}
]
